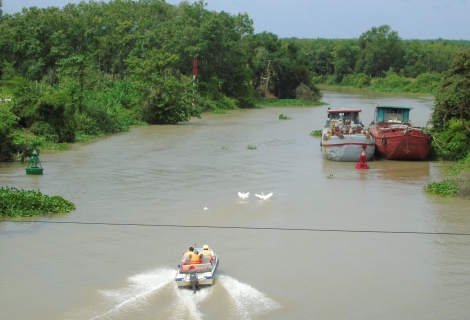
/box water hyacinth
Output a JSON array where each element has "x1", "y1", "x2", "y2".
[
  {"x1": 247, "y1": 145, "x2": 257, "y2": 150},
  {"x1": 0, "y1": 187, "x2": 76, "y2": 217},
  {"x1": 424, "y1": 180, "x2": 459, "y2": 197},
  {"x1": 311, "y1": 130, "x2": 322, "y2": 137},
  {"x1": 279, "y1": 114, "x2": 292, "y2": 120}
]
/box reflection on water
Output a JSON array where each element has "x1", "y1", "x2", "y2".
[{"x1": 373, "y1": 160, "x2": 431, "y2": 184}]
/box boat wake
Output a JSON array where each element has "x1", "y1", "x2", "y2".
[
  {"x1": 65, "y1": 269, "x2": 279, "y2": 319},
  {"x1": 218, "y1": 275, "x2": 281, "y2": 319},
  {"x1": 166, "y1": 285, "x2": 213, "y2": 320},
  {"x1": 90, "y1": 268, "x2": 175, "y2": 319}
]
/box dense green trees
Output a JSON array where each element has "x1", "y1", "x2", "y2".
[
  {"x1": 291, "y1": 26, "x2": 469, "y2": 86},
  {"x1": 356, "y1": 25, "x2": 404, "y2": 77},
  {"x1": 1, "y1": 1, "x2": 470, "y2": 163},
  {"x1": 430, "y1": 51, "x2": 470, "y2": 161},
  {"x1": 433, "y1": 51, "x2": 470, "y2": 132}
]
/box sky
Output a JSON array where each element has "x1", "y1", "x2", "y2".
[{"x1": 2, "y1": 0, "x2": 470, "y2": 40}]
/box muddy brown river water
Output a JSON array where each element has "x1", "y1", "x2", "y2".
[{"x1": 1, "y1": 87, "x2": 469, "y2": 319}]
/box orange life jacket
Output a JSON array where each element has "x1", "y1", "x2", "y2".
[{"x1": 190, "y1": 253, "x2": 201, "y2": 264}]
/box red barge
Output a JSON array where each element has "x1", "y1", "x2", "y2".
[{"x1": 369, "y1": 106, "x2": 431, "y2": 160}]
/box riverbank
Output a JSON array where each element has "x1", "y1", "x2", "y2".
[
  {"x1": 1, "y1": 99, "x2": 326, "y2": 162},
  {"x1": 314, "y1": 71, "x2": 443, "y2": 95},
  {"x1": 254, "y1": 99, "x2": 327, "y2": 107},
  {"x1": 424, "y1": 154, "x2": 470, "y2": 199}
]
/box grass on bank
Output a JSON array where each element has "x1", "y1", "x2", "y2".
[
  {"x1": 255, "y1": 99, "x2": 326, "y2": 107},
  {"x1": 0, "y1": 187, "x2": 76, "y2": 217},
  {"x1": 424, "y1": 154, "x2": 470, "y2": 199},
  {"x1": 313, "y1": 71, "x2": 443, "y2": 95}
]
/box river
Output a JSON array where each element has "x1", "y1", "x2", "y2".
[{"x1": 1, "y1": 87, "x2": 469, "y2": 319}]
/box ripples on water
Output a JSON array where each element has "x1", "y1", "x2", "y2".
[{"x1": 1, "y1": 88, "x2": 470, "y2": 319}]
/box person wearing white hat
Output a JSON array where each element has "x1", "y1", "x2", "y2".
[{"x1": 201, "y1": 244, "x2": 213, "y2": 263}]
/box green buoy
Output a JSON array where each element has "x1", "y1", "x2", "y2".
[{"x1": 26, "y1": 149, "x2": 44, "y2": 175}]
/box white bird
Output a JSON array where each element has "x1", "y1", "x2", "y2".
[
  {"x1": 238, "y1": 192, "x2": 249, "y2": 199},
  {"x1": 255, "y1": 192, "x2": 273, "y2": 200},
  {"x1": 203, "y1": 207, "x2": 208, "y2": 210}
]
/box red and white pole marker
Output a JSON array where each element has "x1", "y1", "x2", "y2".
[
  {"x1": 192, "y1": 59, "x2": 198, "y2": 106},
  {"x1": 355, "y1": 145, "x2": 370, "y2": 169}
]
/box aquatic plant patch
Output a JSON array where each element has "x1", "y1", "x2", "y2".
[
  {"x1": 311, "y1": 130, "x2": 322, "y2": 137},
  {"x1": 424, "y1": 180, "x2": 459, "y2": 197},
  {"x1": 247, "y1": 145, "x2": 257, "y2": 150},
  {"x1": 279, "y1": 114, "x2": 292, "y2": 120},
  {"x1": 0, "y1": 187, "x2": 76, "y2": 217}
]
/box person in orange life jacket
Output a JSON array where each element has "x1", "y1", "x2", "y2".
[
  {"x1": 201, "y1": 244, "x2": 213, "y2": 263},
  {"x1": 190, "y1": 249, "x2": 202, "y2": 264}
]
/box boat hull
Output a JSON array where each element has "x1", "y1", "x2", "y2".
[
  {"x1": 370, "y1": 127, "x2": 431, "y2": 160},
  {"x1": 322, "y1": 129, "x2": 375, "y2": 162},
  {"x1": 26, "y1": 167, "x2": 44, "y2": 175}
]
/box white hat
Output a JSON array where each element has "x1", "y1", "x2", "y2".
[{"x1": 203, "y1": 244, "x2": 209, "y2": 249}]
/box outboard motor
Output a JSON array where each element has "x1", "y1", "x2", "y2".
[{"x1": 189, "y1": 270, "x2": 198, "y2": 293}]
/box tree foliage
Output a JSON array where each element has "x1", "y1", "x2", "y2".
[
  {"x1": 433, "y1": 51, "x2": 470, "y2": 132},
  {"x1": 356, "y1": 25, "x2": 404, "y2": 77},
  {"x1": 1, "y1": 2, "x2": 470, "y2": 162}
]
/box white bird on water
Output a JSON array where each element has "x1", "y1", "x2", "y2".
[
  {"x1": 203, "y1": 207, "x2": 208, "y2": 210},
  {"x1": 255, "y1": 192, "x2": 273, "y2": 200},
  {"x1": 238, "y1": 192, "x2": 249, "y2": 199}
]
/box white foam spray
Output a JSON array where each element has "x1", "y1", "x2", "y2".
[
  {"x1": 167, "y1": 285, "x2": 212, "y2": 320},
  {"x1": 65, "y1": 269, "x2": 279, "y2": 319},
  {"x1": 218, "y1": 274, "x2": 281, "y2": 319},
  {"x1": 90, "y1": 267, "x2": 174, "y2": 319}
]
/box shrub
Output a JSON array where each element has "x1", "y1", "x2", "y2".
[
  {"x1": 431, "y1": 119, "x2": 470, "y2": 160},
  {"x1": 369, "y1": 74, "x2": 412, "y2": 92},
  {"x1": 295, "y1": 83, "x2": 322, "y2": 101},
  {"x1": 405, "y1": 73, "x2": 443, "y2": 94},
  {"x1": 0, "y1": 104, "x2": 18, "y2": 161},
  {"x1": 341, "y1": 73, "x2": 371, "y2": 88}
]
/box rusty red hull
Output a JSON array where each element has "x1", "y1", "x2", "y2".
[{"x1": 370, "y1": 126, "x2": 431, "y2": 160}]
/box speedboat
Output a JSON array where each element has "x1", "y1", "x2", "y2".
[{"x1": 175, "y1": 248, "x2": 219, "y2": 292}]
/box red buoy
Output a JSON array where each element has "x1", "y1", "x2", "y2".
[{"x1": 355, "y1": 145, "x2": 369, "y2": 169}]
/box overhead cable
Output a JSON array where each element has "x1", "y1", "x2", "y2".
[{"x1": 2, "y1": 220, "x2": 470, "y2": 236}]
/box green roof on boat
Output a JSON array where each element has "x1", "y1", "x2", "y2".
[{"x1": 376, "y1": 106, "x2": 413, "y2": 110}]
